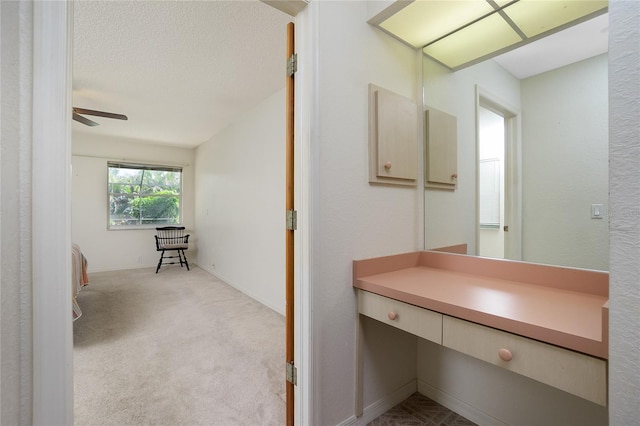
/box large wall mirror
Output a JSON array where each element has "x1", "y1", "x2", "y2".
[{"x1": 422, "y1": 13, "x2": 609, "y2": 271}]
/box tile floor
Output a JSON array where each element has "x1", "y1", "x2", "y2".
[{"x1": 367, "y1": 393, "x2": 477, "y2": 426}]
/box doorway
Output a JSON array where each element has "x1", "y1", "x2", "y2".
[
  {"x1": 69, "y1": 1, "x2": 302, "y2": 424},
  {"x1": 478, "y1": 106, "x2": 506, "y2": 258},
  {"x1": 476, "y1": 89, "x2": 521, "y2": 260},
  {"x1": 31, "y1": 1, "x2": 311, "y2": 425}
]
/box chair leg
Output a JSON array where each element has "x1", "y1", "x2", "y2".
[
  {"x1": 156, "y1": 251, "x2": 164, "y2": 273},
  {"x1": 182, "y1": 250, "x2": 190, "y2": 271}
]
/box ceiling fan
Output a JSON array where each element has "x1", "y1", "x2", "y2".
[{"x1": 72, "y1": 107, "x2": 128, "y2": 127}]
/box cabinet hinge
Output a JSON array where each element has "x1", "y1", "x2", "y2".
[
  {"x1": 287, "y1": 53, "x2": 297, "y2": 77},
  {"x1": 286, "y1": 209, "x2": 297, "y2": 231},
  {"x1": 286, "y1": 361, "x2": 297, "y2": 386}
]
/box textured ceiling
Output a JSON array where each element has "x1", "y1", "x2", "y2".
[{"x1": 73, "y1": 0, "x2": 292, "y2": 148}]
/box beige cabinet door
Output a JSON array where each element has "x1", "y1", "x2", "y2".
[
  {"x1": 376, "y1": 90, "x2": 418, "y2": 180},
  {"x1": 368, "y1": 84, "x2": 418, "y2": 186},
  {"x1": 425, "y1": 107, "x2": 457, "y2": 189}
]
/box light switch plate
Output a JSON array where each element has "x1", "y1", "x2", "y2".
[{"x1": 591, "y1": 204, "x2": 604, "y2": 219}]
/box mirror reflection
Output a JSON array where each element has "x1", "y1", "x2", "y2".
[{"x1": 423, "y1": 13, "x2": 609, "y2": 271}]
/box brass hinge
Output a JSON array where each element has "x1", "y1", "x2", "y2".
[
  {"x1": 286, "y1": 209, "x2": 297, "y2": 231},
  {"x1": 287, "y1": 53, "x2": 297, "y2": 77},
  {"x1": 286, "y1": 361, "x2": 297, "y2": 385}
]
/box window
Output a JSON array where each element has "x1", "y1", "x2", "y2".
[{"x1": 108, "y1": 162, "x2": 182, "y2": 228}]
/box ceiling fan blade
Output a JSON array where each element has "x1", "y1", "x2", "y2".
[
  {"x1": 73, "y1": 112, "x2": 99, "y2": 127},
  {"x1": 73, "y1": 107, "x2": 128, "y2": 121}
]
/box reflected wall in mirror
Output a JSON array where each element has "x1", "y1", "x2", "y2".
[{"x1": 423, "y1": 14, "x2": 609, "y2": 271}]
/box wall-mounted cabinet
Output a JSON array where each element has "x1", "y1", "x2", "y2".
[
  {"x1": 425, "y1": 107, "x2": 457, "y2": 190},
  {"x1": 368, "y1": 84, "x2": 418, "y2": 186}
]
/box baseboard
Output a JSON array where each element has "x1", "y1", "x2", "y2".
[
  {"x1": 337, "y1": 379, "x2": 417, "y2": 426},
  {"x1": 88, "y1": 263, "x2": 157, "y2": 273},
  {"x1": 417, "y1": 380, "x2": 508, "y2": 426},
  {"x1": 88, "y1": 261, "x2": 199, "y2": 274}
]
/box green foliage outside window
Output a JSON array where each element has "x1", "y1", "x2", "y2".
[{"x1": 108, "y1": 163, "x2": 182, "y2": 227}]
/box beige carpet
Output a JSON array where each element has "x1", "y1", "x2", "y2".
[{"x1": 73, "y1": 265, "x2": 285, "y2": 426}]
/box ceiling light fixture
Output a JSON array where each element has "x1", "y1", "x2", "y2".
[{"x1": 370, "y1": 0, "x2": 608, "y2": 70}]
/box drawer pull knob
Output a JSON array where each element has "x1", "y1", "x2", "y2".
[
  {"x1": 384, "y1": 161, "x2": 392, "y2": 170},
  {"x1": 498, "y1": 348, "x2": 513, "y2": 362},
  {"x1": 387, "y1": 311, "x2": 398, "y2": 321}
]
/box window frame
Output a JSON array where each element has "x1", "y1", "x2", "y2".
[{"x1": 107, "y1": 161, "x2": 183, "y2": 230}]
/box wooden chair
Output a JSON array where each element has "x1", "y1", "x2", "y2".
[{"x1": 155, "y1": 226, "x2": 190, "y2": 273}]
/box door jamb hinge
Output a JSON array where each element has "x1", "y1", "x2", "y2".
[
  {"x1": 286, "y1": 361, "x2": 297, "y2": 385},
  {"x1": 287, "y1": 53, "x2": 297, "y2": 77},
  {"x1": 286, "y1": 209, "x2": 297, "y2": 231}
]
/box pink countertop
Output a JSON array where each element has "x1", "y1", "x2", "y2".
[{"x1": 353, "y1": 251, "x2": 609, "y2": 359}]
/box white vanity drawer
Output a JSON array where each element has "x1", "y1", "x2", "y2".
[
  {"x1": 358, "y1": 290, "x2": 442, "y2": 344},
  {"x1": 442, "y1": 315, "x2": 607, "y2": 406}
]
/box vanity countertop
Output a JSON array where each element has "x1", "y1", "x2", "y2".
[{"x1": 353, "y1": 251, "x2": 609, "y2": 359}]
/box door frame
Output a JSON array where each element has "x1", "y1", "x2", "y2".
[
  {"x1": 32, "y1": 1, "x2": 74, "y2": 424},
  {"x1": 475, "y1": 86, "x2": 522, "y2": 261},
  {"x1": 291, "y1": 8, "x2": 312, "y2": 426}
]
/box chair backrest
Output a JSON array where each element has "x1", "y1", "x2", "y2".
[{"x1": 155, "y1": 226, "x2": 189, "y2": 249}]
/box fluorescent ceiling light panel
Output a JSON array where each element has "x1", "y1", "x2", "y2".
[
  {"x1": 493, "y1": 0, "x2": 516, "y2": 6},
  {"x1": 423, "y1": 13, "x2": 522, "y2": 68},
  {"x1": 379, "y1": 0, "x2": 496, "y2": 48},
  {"x1": 504, "y1": 0, "x2": 609, "y2": 38},
  {"x1": 375, "y1": 0, "x2": 608, "y2": 70}
]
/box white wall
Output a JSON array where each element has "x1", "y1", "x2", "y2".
[
  {"x1": 310, "y1": 2, "x2": 421, "y2": 424},
  {"x1": 1, "y1": 2, "x2": 34, "y2": 423},
  {"x1": 194, "y1": 88, "x2": 286, "y2": 314},
  {"x1": 423, "y1": 57, "x2": 521, "y2": 254},
  {"x1": 609, "y1": 1, "x2": 640, "y2": 424},
  {"x1": 71, "y1": 133, "x2": 195, "y2": 272},
  {"x1": 521, "y1": 54, "x2": 609, "y2": 270}
]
